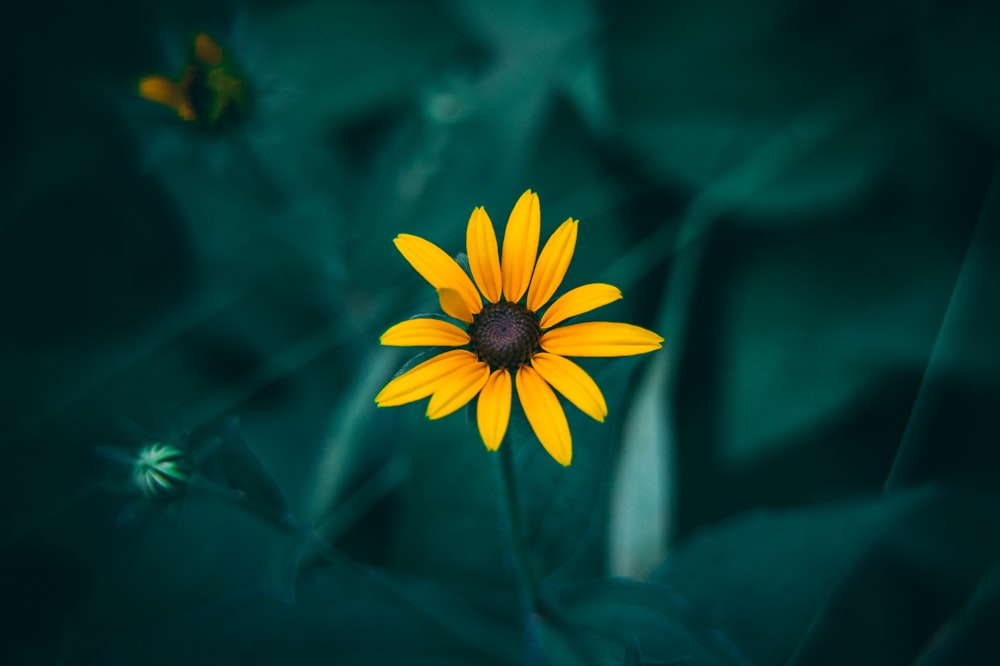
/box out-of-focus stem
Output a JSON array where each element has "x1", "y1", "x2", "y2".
[{"x1": 497, "y1": 439, "x2": 541, "y2": 611}]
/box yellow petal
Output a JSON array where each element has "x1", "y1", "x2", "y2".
[
  {"x1": 515, "y1": 365, "x2": 572, "y2": 466},
  {"x1": 540, "y1": 283, "x2": 623, "y2": 329},
  {"x1": 501, "y1": 190, "x2": 540, "y2": 303},
  {"x1": 540, "y1": 322, "x2": 664, "y2": 357},
  {"x1": 375, "y1": 350, "x2": 478, "y2": 407},
  {"x1": 531, "y1": 353, "x2": 607, "y2": 422},
  {"x1": 477, "y1": 369, "x2": 512, "y2": 450},
  {"x1": 380, "y1": 318, "x2": 470, "y2": 347},
  {"x1": 466, "y1": 207, "x2": 502, "y2": 303},
  {"x1": 427, "y1": 360, "x2": 490, "y2": 419},
  {"x1": 438, "y1": 288, "x2": 474, "y2": 324},
  {"x1": 527, "y1": 219, "x2": 578, "y2": 312},
  {"x1": 138, "y1": 76, "x2": 196, "y2": 120},
  {"x1": 394, "y1": 235, "x2": 482, "y2": 315},
  {"x1": 138, "y1": 76, "x2": 180, "y2": 105},
  {"x1": 194, "y1": 33, "x2": 224, "y2": 67}
]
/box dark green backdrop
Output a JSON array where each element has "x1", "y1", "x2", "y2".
[{"x1": 3, "y1": 0, "x2": 999, "y2": 664}]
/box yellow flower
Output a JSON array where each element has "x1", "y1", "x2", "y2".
[
  {"x1": 138, "y1": 33, "x2": 248, "y2": 127},
  {"x1": 375, "y1": 190, "x2": 663, "y2": 466}
]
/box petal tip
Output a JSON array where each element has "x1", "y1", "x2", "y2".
[
  {"x1": 393, "y1": 233, "x2": 419, "y2": 246},
  {"x1": 194, "y1": 33, "x2": 224, "y2": 67}
]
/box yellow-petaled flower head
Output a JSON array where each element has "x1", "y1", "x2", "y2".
[
  {"x1": 376, "y1": 189, "x2": 664, "y2": 467},
  {"x1": 132, "y1": 442, "x2": 190, "y2": 499},
  {"x1": 138, "y1": 33, "x2": 249, "y2": 129}
]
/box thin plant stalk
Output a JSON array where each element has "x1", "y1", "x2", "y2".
[{"x1": 497, "y1": 437, "x2": 542, "y2": 612}]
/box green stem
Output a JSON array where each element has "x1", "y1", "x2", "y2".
[{"x1": 497, "y1": 438, "x2": 541, "y2": 611}]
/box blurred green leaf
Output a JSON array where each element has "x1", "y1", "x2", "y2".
[
  {"x1": 215, "y1": 414, "x2": 294, "y2": 530},
  {"x1": 606, "y1": 0, "x2": 907, "y2": 218},
  {"x1": 609, "y1": 351, "x2": 673, "y2": 578},
  {"x1": 707, "y1": 226, "x2": 954, "y2": 468},
  {"x1": 788, "y1": 486, "x2": 1000, "y2": 665},
  {"x1": 884, "y1": 169, "x2": 1000, "y2": 490},
  {"x1": 923, "y1": 1, "x2": 1000, "y2": 146},
  {"x1": 534, "y1": 578, "x2": 749, "y2": 666},
  {"x1": 652, "y1": 485, "x2": 1000, "y2": 666},
  {"x1": 81, "y1": 559, "x2": 521, "y2": 665},
  {"x1": 913, "y1": 556, "x2": 1000, "y2": 666},
  {"x1": 651, "y1": 487, "x2": 924, "y2": 664}
]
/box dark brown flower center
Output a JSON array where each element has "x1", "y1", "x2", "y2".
[{"x1": 468, "y1": 301, "x2": 541, "y2": 370}]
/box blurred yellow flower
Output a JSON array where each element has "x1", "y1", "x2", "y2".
[
  {"x1": 138, "y1": 33, "x2": 248, "y2": 127},
  {"x1": 376, "y1": 190, "x2": 663, "y2": 466}
]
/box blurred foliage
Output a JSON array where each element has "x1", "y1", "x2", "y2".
[{"x1": 3, "y1": 0, "x2": 1000, "y2": 664}]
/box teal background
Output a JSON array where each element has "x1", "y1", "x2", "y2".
[{"x1": 3, "y1": 0, "x2": 1000, "y2": 664}]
